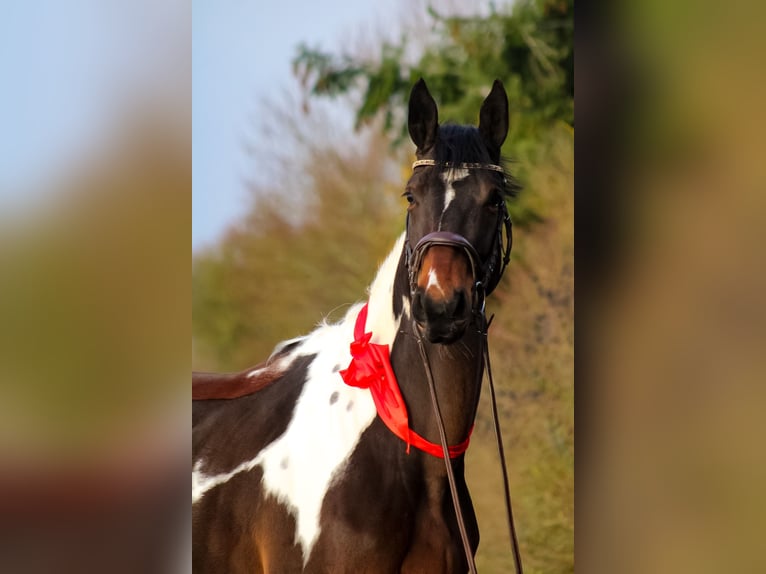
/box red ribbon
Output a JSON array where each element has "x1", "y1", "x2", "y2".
[{"x1": 340, "y1": 303, "x2": 471, "y2": 459}]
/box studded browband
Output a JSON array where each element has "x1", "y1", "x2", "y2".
[{"x1": 412, "y1": 159, "x2": 505, "y2": 174}]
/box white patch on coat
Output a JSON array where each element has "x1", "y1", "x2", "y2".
[
  {"x1": 365, "y1": 233, "x2": 406, "y2": 343},
  {"x1": 246, "y1": 349, "x2": 300, "y2": 378},
  {"x1": 438, "y1": 168, "x2": 469, "y2": 229},
  {"x1": 193, "y1": 458, "x2": 261, "y2": 504},
  {"x1": 400, "y1": 295, "x2": 411, "y2": 320},
  {"x1": 191, "y1": 233, "x2": 407, "y2": 565},
  {"x1": 253, "y1": 314, "x2": 377, "y2": 564},
  {"x1": 270, "y1": 335, "x2": 307, "y2": 358}
]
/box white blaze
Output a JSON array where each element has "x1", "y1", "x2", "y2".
[
  {"x1": 439, "y1": 168, "x2": 469, "y2": 229},
  {"x1": 426, "y1": 267, "x2": 444, "y2": 295}
]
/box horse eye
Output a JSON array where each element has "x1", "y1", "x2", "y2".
[
  {"x1": 402, "y1": 192, "x2": 415, "y2": 205},
  {"x1": 487, "y1": 192, "x2": 503, "y2": 211}
]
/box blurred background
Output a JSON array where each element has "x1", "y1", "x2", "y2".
[
  {"x1": 191, "y1": 1, "x2": 573, "y2": 573},
  {"x1": 578, "y1": 1, "x2": 766, "y2": 573},
  {"x1": 2, "y1": 0, "x2": 763, "y2": 572},
  {"x1": 0, "y1": 1, "x2": 189, "y2": 572}
]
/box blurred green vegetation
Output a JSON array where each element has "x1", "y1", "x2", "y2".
[
  {"x1": 294, "y1": 0, "x2": 572, "y2": 230},
  {"x1": 294, "y1": 1, "x2": 572, "y2": 148},
  {"x1": 193, "y1": 2, "x2": 572, "y2": 572},
  {"x1": 193, "y1": 133, "x2": 404, "y2": 369},
  {"x1": 0, "y1": 111, "x2": 189, "y2": 462}
]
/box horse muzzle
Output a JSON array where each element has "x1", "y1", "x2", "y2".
[
  {"x1": 408, "y1": 233, "x2": 480, "y2": 344},
  {"x1": 411, "y1": 286, "x2": 470, "y2": 344}
]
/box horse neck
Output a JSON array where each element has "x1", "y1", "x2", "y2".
[{"x1": 388, "y1": 246, "x2": 483, "y2": 453}]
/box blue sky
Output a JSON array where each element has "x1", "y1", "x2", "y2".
[
  {"x1": 0, "y1": 0, "x2": 384, "y2": 248},
  {"x1": 0, "y1": 1, "x2": 124, "y2": 201},
  {"x1": 0, "y1": 0, "x2": 186, "y2": 211},
  {"x1": 0, "y1": 1, "x2": 505, "y2": 251},
  {"x1": 192, "y1": 0, "x2": 388, "y2": 251}
]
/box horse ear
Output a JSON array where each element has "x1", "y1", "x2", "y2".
[
  {"x1": 408, "y1": 78, "x2": 439, "y2": 152},
  {"x1": 479, "y1": 79, "x2": 509, "y2": 155}
]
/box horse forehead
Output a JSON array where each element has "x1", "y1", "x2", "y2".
[
  {"x1": 440, "y1": 168, "x2": 470, "y2": 186},
  {"x1": 435, "y1": 169, "x2": 493, "y2": 201}
]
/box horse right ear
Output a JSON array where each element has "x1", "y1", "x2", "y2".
[
  {"x1": 479, "y1": 79, "x2": 509, "y2": 156},
  {"x1": 408, "y1": 79, "x2": 438, "y2": 152}
]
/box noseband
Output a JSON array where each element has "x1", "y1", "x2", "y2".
[{"x1": 405, "y1": 161, "x2": 513, "y2": 313}]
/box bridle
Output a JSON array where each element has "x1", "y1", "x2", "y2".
[
  {"x1": 405, "y1": 160, "x2": 524, "y2": 574},
  {"x1": 404, "y1": 160, "x2": 513, "y2": 313}
]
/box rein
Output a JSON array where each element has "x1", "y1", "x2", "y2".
[
  {"x1": 407, "y1": 160, "x2": 523, "y2": 574},
  {"x1": 481, "y1": 313, "x2": 524, "y2": 574},
  {"x1": 411, "y1": 307, "x2": 523, "y2": 574}
]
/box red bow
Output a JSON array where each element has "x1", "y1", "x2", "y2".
[
  {"x1": 339, "y1": 304, "x2": 472, "y2": 458},
  {"x1": 340, "y1": 305, "x2": 411, "y2": 447}
]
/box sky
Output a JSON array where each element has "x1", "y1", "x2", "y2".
[
  {"x1": 0, "y1": 0, "x2": 186, "y2": 210},
  {"x1": 192, "y1": 0, "x2": 388, "y2": 251},
  {"x1": 0, "y1": 1, "x2": 502, "y2": 252},
  {"x1": 0, "y1": 0, "x2": 385, "y2": 249}
]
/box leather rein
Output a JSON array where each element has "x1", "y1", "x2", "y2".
[{"x1": 406, "y1": 160, "x2": 523, "y2": 574}]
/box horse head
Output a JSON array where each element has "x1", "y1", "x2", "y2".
[{"x1": 405, "y1": 78, "x2": 513, "y2": 344}]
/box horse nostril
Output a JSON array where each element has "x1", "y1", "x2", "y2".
[
  {"x1": 452, "y1": 290, "x2": 467, "y2": 318},
  {"x1": 417, "y1": 289, "x2": 468, "y2": 321}
]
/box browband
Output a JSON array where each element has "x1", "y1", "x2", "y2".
[{"x1": 412, "y1": 159, "x2": 505, "y2": 174}]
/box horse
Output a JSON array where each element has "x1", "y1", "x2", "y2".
[{"x1": 192, "y1": 78, "x2": 517, "y2": 573}]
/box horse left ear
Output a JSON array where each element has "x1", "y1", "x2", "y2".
[{"x1": 479, "y1": 80, "x2": 509, "y2": 156}]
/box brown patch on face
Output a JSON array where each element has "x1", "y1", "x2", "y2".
[{"x1": 416, "y1": 246, "x2": 473, "y2": 302}]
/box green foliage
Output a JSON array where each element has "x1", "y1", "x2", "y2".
[
  {"x1": 294, "y1": 0, "x2": 573, "y2": 151},
  {"x1": 294, "y1": 0, "x2": 572, "y2": 229}
]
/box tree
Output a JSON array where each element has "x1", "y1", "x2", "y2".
[{"x1": 294, "y1": 0, "x2": 573, "y2": 152}]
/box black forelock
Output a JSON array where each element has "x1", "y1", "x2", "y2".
[
  {"x1": 435, "y1": 124, "x2": 520, "y2": 198},
  {"x1": 435, "y1": 124, "x2": 492, "y2": 165}
]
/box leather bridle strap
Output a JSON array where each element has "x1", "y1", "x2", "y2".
[
  {"x1": 413, "y1": 311, "x2": 524, "y2": 574},
  {"x1": 409, "y1": 159, "x2": 511, "y2": 294},
  {"x1": 412, "y1": 159, "x2": 505, "y2": 174},
  {"x1": 404, "y1": 200, "x2": 512, "y2": 304},
  {"x1": 408, "y1": 231, "x2": 482, "y2": 307},
  {"x1": 413, "y1": 316, "x2": 478, "y2": 574},
  {"x1": 481, "y1": 313, "x2": 524, "y2": 574}
]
